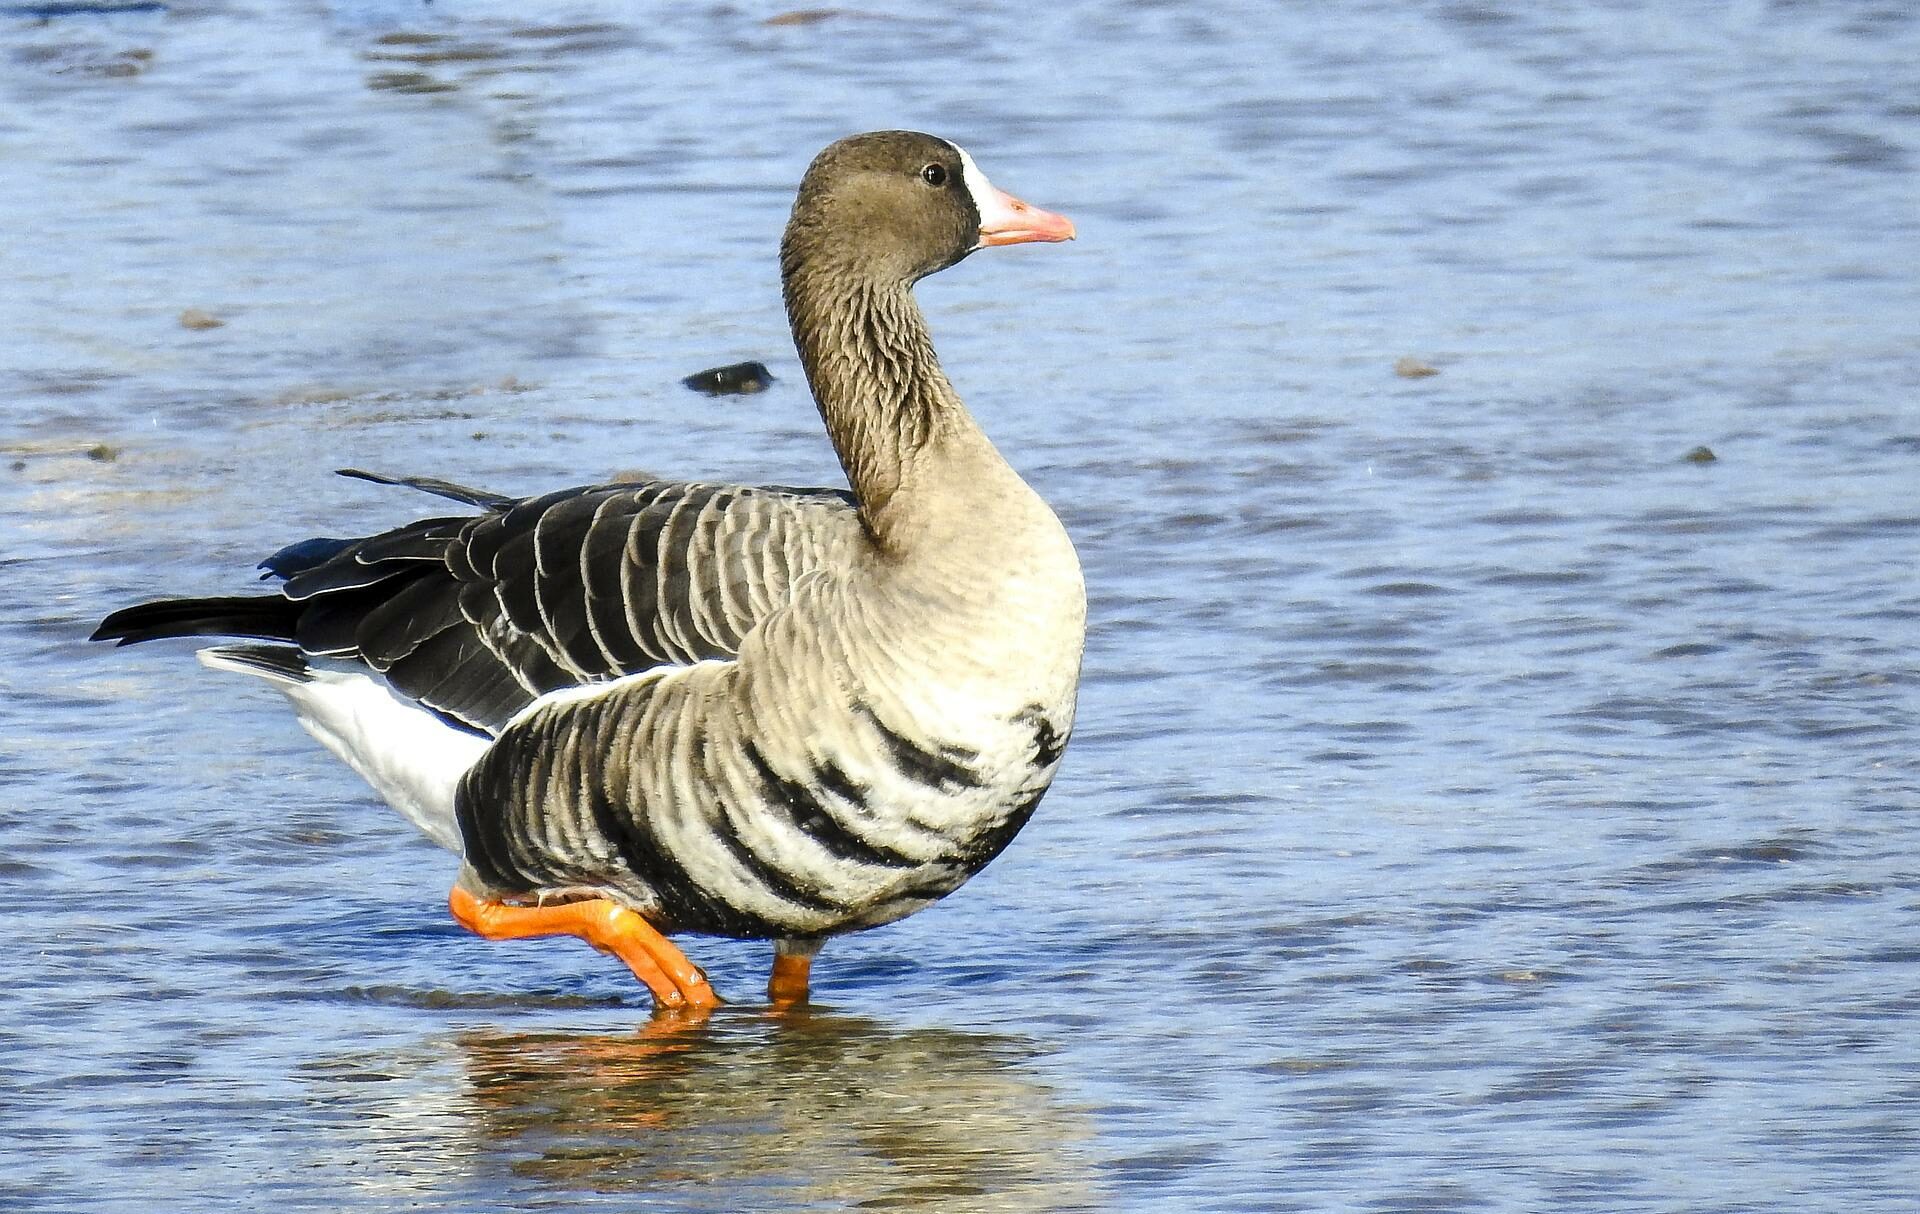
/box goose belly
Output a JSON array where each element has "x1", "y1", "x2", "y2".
[{"x1": 454, "y1": 657, "x2": 1075, "y2": 940}]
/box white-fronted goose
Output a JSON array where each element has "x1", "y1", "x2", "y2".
[{"x1": 94, "y1": 131, "x2": 1085, "y2": 1012}]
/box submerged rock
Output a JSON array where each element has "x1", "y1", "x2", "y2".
[
  {"x1": 1683, "y1": 445, "x2": 1717, "y2": 464},
  {"x1": 683, "y1": 360, "x2": 775, "y2": 396},
  {"x1": 1394, "y1": 355, "x2": 1440, "y2": 378}
]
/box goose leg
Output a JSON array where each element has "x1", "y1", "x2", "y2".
[
  {"x1": 448, "y1": 887, "x2": 721, "y2": 1011},
  {"x1": 769, "y1": 937, "x2": 821, "y2": 1005}
]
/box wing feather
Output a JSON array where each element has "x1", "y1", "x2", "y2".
[
  {"x1": 529, "y1": 491, "x2": 613, "y2": 679},
  {"x1": 384, "y1": 624, "x2": 514, "y2": 735},
  {"x1": 102, "y1": 472, "x2": 861, "y2": 737},
  {"x1": 249, "y1": 476, "x2": 861, "y2": 735},
  {"x1": 619, "y1": 491, "x2": 678, "y2": 666},
  {"x1": 654, "y1": 488, "x2": 712, "y2": 664},
  {"x1": 580, "y1": 491, "x2": 651, "y2": 670},
  {"x1": 355, "y1": 573, "x2": 468, "y2": 668}
]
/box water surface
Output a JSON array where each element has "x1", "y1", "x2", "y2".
[{"x1": 4, "y1": 2, "x2": 1917, "y2": 1210}]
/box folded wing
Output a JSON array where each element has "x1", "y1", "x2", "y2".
[{"x1": 94, "y1": 472, "x2": 863, "y2": 736}]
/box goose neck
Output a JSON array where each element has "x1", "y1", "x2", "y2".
[{"x1": 783, "y1": 262, "x2": 971, "y2": 538}]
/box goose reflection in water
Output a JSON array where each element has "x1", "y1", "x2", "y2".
[{"x1": 313, "y1": 1007, "x2": 1104, "y2": 1210}]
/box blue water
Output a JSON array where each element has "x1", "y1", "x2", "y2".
[{"x1": 3, "y1": 2, "x2": 1917, "y2": 1210}]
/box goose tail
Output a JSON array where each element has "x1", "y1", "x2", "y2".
[
  {"x1": 196, "y1": 643, "x2": 312, "y2": 684},
  {"x1": 195, "y1": 645, "x2": 486, "y2": 854},
  {"x1": 92, "y1": 594, "x2": 297, "y2": 647}
]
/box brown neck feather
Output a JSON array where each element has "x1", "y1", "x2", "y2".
[{"x1": 782, "y1": 243, "x2": 965, "y2": 538}]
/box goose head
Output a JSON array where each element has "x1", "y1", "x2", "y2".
[{"x1": 783, "y1": 131, "x2": 1075, "y2": 285}]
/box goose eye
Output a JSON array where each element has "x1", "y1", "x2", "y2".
[{"x1": 920, "y1": 163, "x2": 947, "y2": 187}]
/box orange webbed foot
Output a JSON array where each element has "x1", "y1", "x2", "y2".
[{"x1": 449, "y1": 887, "x2": 722, "y2": 1013}]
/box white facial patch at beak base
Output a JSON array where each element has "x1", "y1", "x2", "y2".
[{"x1": 954, "y1": 142, "x2": 1077, "y2": 248}]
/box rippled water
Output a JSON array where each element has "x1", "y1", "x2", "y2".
[{"x1": 5, "y1": 2, "x2": 1918, "y2": 1210}]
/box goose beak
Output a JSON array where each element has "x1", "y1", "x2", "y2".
[{"x1": 975, "y1": 182, "x2": 1076, "y2": 248}]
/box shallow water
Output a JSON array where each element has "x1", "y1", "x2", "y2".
[{"x1": 5, "y1": 1, "x2": 1918, "y2": 1210}]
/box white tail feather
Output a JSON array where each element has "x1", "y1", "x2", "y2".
[{"x1": 198, "y1": 648, "x2": 488, "y2": 852}]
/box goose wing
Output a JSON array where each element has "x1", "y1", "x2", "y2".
[
  {"x1": 304, "y1": 475, "x2": 861, "y2": 734},
  {"x1": 100, "y1": 473, "x2": 862, "y2": 736}
]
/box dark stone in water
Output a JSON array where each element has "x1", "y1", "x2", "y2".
[
  {"x1": 1683, "y1": 445, "x2": 1717, "y2": 463},
  {"x1": 683, "y1": 361, "x2": 775, "y2": 397}
]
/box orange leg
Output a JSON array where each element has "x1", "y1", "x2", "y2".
[
  {"x1": 448, "y1": 887, "x2": 720, "y2": 1012},
  {"x1": 767, "y1": 952, "x2": 812, "y2": 1006}
]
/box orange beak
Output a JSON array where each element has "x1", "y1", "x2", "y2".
[{"x1": 975, "y1": 180, "x2": 1077, "y2": 247}]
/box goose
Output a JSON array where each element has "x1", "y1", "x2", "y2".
[{"x1": 93, "y1": 131, "x2": 1085, "y2": 1012}]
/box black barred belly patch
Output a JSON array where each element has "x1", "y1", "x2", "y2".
[{"x1": 454, "y1": 691, "x2": 1065, "y2": 940}]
